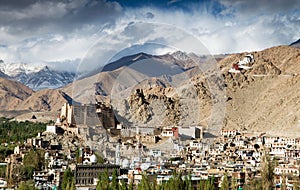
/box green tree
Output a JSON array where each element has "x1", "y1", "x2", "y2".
[
  {"x1": 21, "y1": 149, "x2": 45, "y2": 180},
  {"x1": 75, "y1": 148, "x2": 82, "y2": 163},
  {"x1": 221, "y1": 174, "x2": 229, "y2": 190},
  {"x1": 0, "y1": 165, "x2": 6, "y2": 178},
  {"x1": 185, "y1": 174, "x2": 192, "y2": 190},
  {"x1": 21, "y1": 166, "x2": 35, "y2": 181},
  {"x1": 128, "y1": 181, "x2": 134, "y2": 190},
  {"x1": 243, "y1": 176, "x2": 266, "y2": 190},
  {"x1": 138, "y1": 174, "x2": 151, "y2": 190},
  {"x1": 62, "y1": 167, "x2": 75, "y2": 190},
  {"x1": 197, "y1": 180, "x2": 205, "y2": 190},
  {"x1": 280, "y1": 174, "x2": 287, "y2": 190},
  {"x1": 17, "y1": 180, "x2": 37, "y2": 190},
  {"x1": 159, "y1": 172, "x2": 186, "y2": 190},
  {"x1": 261, "y1": 151, "x2": 274, "y2": 190},
  {"x1": 110, "y1": 169, "x2": 119, "y2": 190},
  {"x1": 205, "y1": 176, "x2": 214, "y2": 190},
  {"x1": 294, "y1": 176, "x2": 300, "y2": 190},
  {"x1": 150, "y1": 178, "x2": 159, "y2": 190},
  {"x1": 120, "y1": 178, "x2": 128, "y2": 190},
  {"x1": 23, "y1": 149, "x2": 44, "y2": 169},
  {"x1": 0, "y1": 118, "x2": 46, "y2": 143},
  {"x1": 162, "y1": 172, "x2": 180, "y2": 190},
  {"x1": 231, "y1": 176, "x2": 238, "y2": 190},
  {"x1": 249, "y1": 178, "x2": 262, "y2": 190},
  {"x1": 97, "y1": 169, "x2": 109, "y2": 190},
  {"x1": 95, "y1": 152, "x2": 105, "y2": 164},
  {"x1": 0, "y1": 144, "x2": 15, "y2": 161},
  {"x1": 174, "y1": 173, "x2": 184, "y2": 190}
]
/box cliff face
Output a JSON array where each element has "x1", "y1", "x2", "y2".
[{"x1": 127, "y1": 88, "x2": 181, "y2": 126}]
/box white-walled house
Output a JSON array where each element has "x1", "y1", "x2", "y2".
[
  {"x1": 149, "y1": 150, "x2": 162, "y2": 157},
  {"x1": 220, "y1": 130, "x2": 238, "y2": 137},
  {"x1": 274, "y1": 166, "x2": 299, "y2": 176},
  {"x1": 189, "y1": 141, "x2": 203, "y2": 149},
  {"x1": 270, "y1": 147, "x2": 286, "y2": 157}
]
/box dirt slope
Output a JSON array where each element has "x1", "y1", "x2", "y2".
[{"x1": 0, "y1": 77, "x2": 33, "y2": 110}]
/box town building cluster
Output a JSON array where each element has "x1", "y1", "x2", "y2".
[{"x1": 1, "y1": 101, "x2": 300, "y2": 189}]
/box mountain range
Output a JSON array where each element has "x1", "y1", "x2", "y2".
[
  {"x1": 0, "y1": 39, "x2": 300, "y2": 136},
  {"x1": 0, "y1": 60, "x2": 75, "y2": 90}
]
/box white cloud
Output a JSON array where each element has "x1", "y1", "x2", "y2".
[{"x1": 0, "y1": 0, "x2": 299, "y2": 72}]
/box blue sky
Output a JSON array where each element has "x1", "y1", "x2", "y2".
[{"x1": 0, "y1": 0, "x2": 299, "y2": 72}]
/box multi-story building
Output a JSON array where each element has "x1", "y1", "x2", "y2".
[{"x1": 75, "y1": 164, "x2": 120, "y2": 187}]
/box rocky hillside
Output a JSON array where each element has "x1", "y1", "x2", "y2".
[
  {"x1": 63, "y1": 51, "x2": 206, "y2": 103},
  {"x1": 116, "y1": 46, "x2": 300, "y2": 137},
  {"x1": 51, "y1": 46, "x2": 300, "y2": 136},
  {"x1": 220, "y1": 46, "x2": 300, "y2": 136}
]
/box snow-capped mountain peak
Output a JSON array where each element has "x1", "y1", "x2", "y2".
[
  {"x1": 0, "y1": 60, "x2": 75, "y2": 90},
  {"x1": 0, "y1": 61, "x2": 44, "y2": 77},
  {"x1": 171, "y1": 51, "x2": 190, "y2": 62}
]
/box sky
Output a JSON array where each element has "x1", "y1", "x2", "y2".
[{"x1": 0, "y1": 0, "x2": 299, "y2": 72}]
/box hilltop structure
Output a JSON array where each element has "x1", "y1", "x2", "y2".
[{"x1": 58, "y1": 101, "x2": 117, "y2": 135}]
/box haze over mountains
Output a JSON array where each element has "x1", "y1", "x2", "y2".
[{"x1": 0, "y1": 40, "x2": 300, "y2": 136}]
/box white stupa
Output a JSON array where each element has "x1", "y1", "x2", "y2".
[
  {"x1": 90, "y1": 154, "x2": 97, "y2": 164},
  {"x1": 55, "y1": 117, "x2": 61, "y2": 126}
]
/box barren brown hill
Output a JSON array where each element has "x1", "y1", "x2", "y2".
[
  {"x1": 17, "y1": 89, "x2": 69, "y2": 112},
  {"x1": 63, "y1": 64, "x2": 184, "y2": 104},
  {"x1": 219, "y1": 46, "x2": 300, "y2": 136},
  {"x1": 62, "y1": 52, "x2": 219, "y2": 105},
  {"x1": 0, "y1": 77, "x2": 33, "y2": 110},
  {"x1": 0, "y1": 77, "x2": 71, "y2": 119}
]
